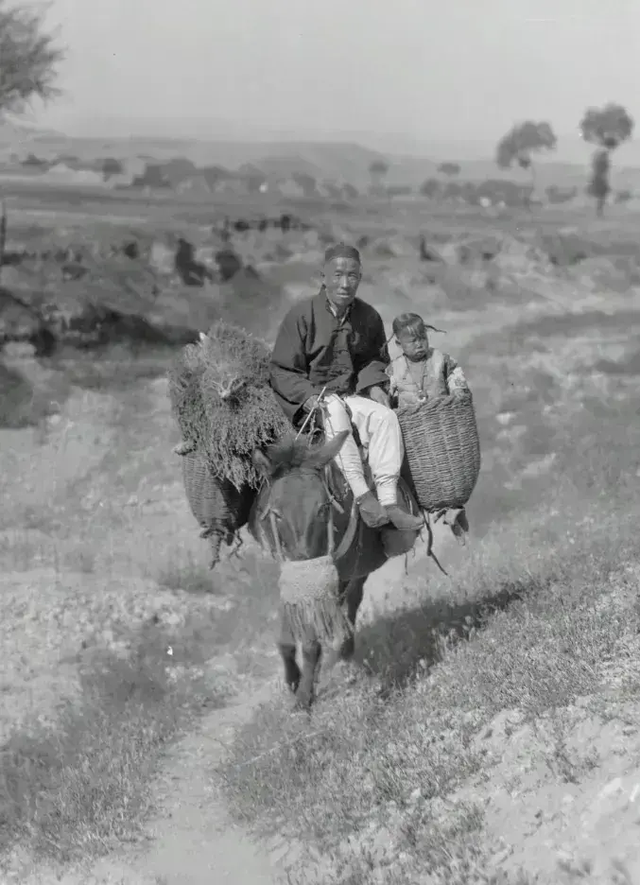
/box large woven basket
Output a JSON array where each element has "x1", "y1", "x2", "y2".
[
  {"x1": 181, "y1": 450, "x2": 255, "y2": 539},
  {"x1": 397, "y1": 393, "x2": 481, "y2": 512}
]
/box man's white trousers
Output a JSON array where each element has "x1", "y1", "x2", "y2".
[{"x1": 322, "y1": 394, "x2": 404, "y2": 506}]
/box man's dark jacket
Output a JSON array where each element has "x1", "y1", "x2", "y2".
[{"x1": 269, "y1": 287, "x2": 390, "y2": 424}]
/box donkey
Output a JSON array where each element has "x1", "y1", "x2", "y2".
[{"x1": 248, "y1": 430, "x2": 421, "y2": 709}]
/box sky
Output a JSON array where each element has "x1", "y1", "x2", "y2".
[{"x1": 30, "y1": 0, "x2": 640, "y2": 159}]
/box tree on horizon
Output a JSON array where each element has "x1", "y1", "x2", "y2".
[
  {"x1": 579, "y1": 103, "x2": 634, "y2": 217},
  {"x1": 495, "y1": 121, "x2": 557, "y2": 207},
  {"x1": 368, "y1": 159, "x2": 389, "y2": 194},
  {"x1": 437, "y1": 162, "x2": 461, "y2": 178}
]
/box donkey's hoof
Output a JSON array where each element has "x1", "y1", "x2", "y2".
[
  {"x1": 339, "y1": 636, "x2": 355, "y2": 661},
  {"x1": 284, "y1": 664, "x2": 301, "y2": 695},
  {"x1": 286, "y1": 676, "x2": 300, "y2": 695},
  {"x1": 294, "y1": 686, "x2": 314, "y2": 711}
]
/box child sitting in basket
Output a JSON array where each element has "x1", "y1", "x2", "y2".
[
  {"x1": 386, "y1": 312, "x2": 469, "y2": 409},
  {"x1": 385, "y1": 312, "x2": 471, "y2": 543}
]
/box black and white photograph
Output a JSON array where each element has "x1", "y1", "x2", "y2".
[{"x1": 1, "y1": 1, "x2": 639, "y2": 882}]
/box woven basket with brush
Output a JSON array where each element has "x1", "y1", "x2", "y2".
[{"x1": 397, "y1": 393, "x2": 481, "y2": 512}]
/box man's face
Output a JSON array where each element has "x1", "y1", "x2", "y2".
[{"x1": 323, "y1": 257, "x2": 361, "y2": 311}]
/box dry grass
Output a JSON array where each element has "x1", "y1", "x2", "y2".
[
  {"x1": 218, "y1": 304, "x2": 640, "y2": 884},
  {"x1": 0, "y1": 551, "x2": 281, "y2": 869},
  {"x1": 156, "y1": 554, "x2": 217, "y2": 595},
  {"x1": 220, "y1": 523, "x2": 640, "y2": 882},
  {"x1": 0, "y1": 344, "x2": 282, "y2": 873},
  {"x1": 0, "y1": 618, "x2": 224, "y2": 864},
  {"x1": 0, "y1": 361, "x2": 60, "y2": 427},
  {"x1": 155, "y1": 549, "x2": 283, "y2": 674}
]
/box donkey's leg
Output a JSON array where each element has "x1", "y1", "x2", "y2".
[
  {"x1": 338, "y1": 576, "x2": 366, "y2": 661},
  {"x1": 296, "y1": 635, "x2": 322, "y2": 710},
  {"x1": 279, "y1": 643, "x2": 301, "y2": 694},
  {"x1": 278, "y1": 608, "x2": 301, "y2": 694}
]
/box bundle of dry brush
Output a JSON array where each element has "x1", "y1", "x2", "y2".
[{"x1": 168, "y1": 321, "x2": 290, "y2": 490}]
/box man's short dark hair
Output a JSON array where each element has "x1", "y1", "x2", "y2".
[{"x1": 324, "y1": 243, "x2": 361, "y2": 264}]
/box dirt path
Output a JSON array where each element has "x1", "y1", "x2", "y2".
[
  {"x1": 129, "y1": 676, "x2": 286, "y2": 885},
  {"x1": 32, "y1": 672, "x2": 288, "y2": 885},
  {"x1": 116, "y1": 550, "x2": 443, "y2": 885},
  {"x1": 44, "y1": 535, "x2": 441, "y2": 885}
]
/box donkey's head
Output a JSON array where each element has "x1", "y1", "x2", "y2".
[{"x1": 252, "y1": 431, "x2": 349, "y2": 561}]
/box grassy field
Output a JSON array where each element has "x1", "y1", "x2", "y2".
[
  {"x1": 0, "y1": 344, "x2": 282, "y2": 878},
  {"x1": 2, "y1": 185, "x2": 640, "y2": 883}
]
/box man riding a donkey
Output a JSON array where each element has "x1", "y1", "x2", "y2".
[
  {"x1": 171, "y1": 242, "x2": 478, "y2": 711},
  {"x1": 243, "y1": 243, "x2": 426, "y2": 709},
  {"x1": 269, "y1": 242, "x2": 424, "y2": 534}
]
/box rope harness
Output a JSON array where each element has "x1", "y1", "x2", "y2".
[
  {"x1": 421, "y1": 511, "x2": 448, "y2": 577},
  {"x1": 260, "y1": 468, "x2": 358, "y2": 565}
]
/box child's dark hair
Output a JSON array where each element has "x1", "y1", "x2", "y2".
[{"x1": 392, "y1": 312, "x2": 446, "y2": 338}]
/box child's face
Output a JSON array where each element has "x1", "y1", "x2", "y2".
[{"x1": 396, "y1": 327, "x2": 429, "y2": 361}]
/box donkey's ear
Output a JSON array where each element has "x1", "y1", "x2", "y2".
[
  {"x1": 252, "y1": 448, "x2": 272, "y2": 477},
  {"x1": 307, "y1": 430, "x2": 350, "y2": 470}
]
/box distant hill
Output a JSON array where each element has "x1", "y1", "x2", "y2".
[
  {"x1": 4, "y1": 123, "x2": 640, "y2": 193},
  {"x1": 0, "y1": 120, "x2": 64, "y2": 146},
  {"x1": 193, "y1": 141, "x2": 388, "y2": 184},
  {"x1": 0, "y1": 134, "x2": 388, "y2": 187}
]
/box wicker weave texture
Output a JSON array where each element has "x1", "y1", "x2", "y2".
[
  {"x1": 182, "y1": 450, "x2": 253, "y2": 534},
  {"x1": 398, "y1": 393, "x2": 481, "y2": 512}
]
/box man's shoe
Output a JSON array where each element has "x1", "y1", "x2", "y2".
[
  {"x1": 356, "y1": 492, "x2": 390, "y2": 529},
  {"x1": 384, "y1": 505, "x2": 425, "y2": 532}
]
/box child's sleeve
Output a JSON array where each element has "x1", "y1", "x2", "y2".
[
  {"x1": 445, "y1": 354, "x2": 469, "y2": 394},
  {"x1": 385, "y1": 363, "x2": 399, "y2": 408},
  {"x1": 385, "y1": 362, "x2": 398, "y2": 393}
]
